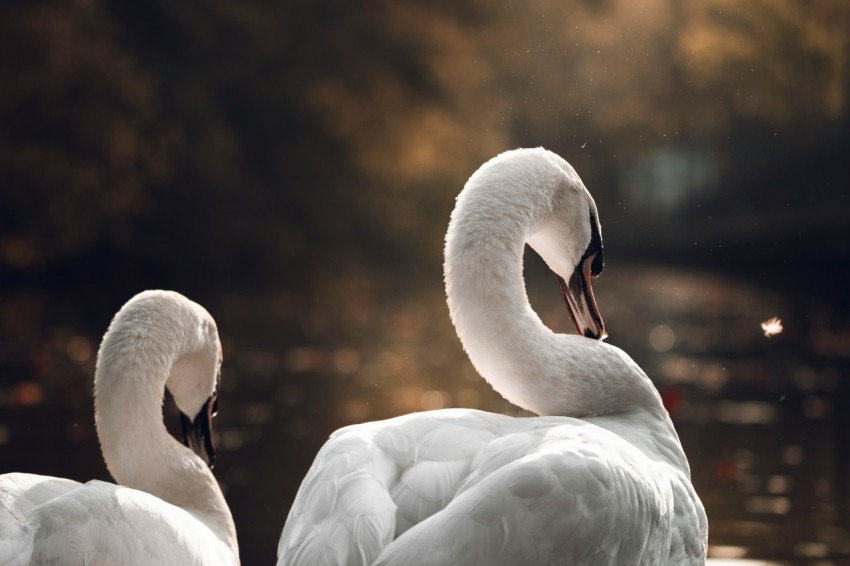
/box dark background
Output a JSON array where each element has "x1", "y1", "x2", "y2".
[{"x1": 1, "y1": 1, "x2": 849, "y2": 564}]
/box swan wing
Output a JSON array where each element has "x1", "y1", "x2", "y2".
[
  {"x1": 278, "y1": 467, "x2": 396, "y2": 566},
  {"x1": 373, "y1": 421, "x2": 683, "y2": 566},
  {"x1": 277, "y1": 428, "x2": 400, "y2": 566},
  {"x1": 668, "y1": 471, "x2": 710, "y2": 562},
  {"x1": 280, "y1": 409, "x2": 703, "y2": 566},
  {"x1": 22, "y1": 479, "x2": 230, "y2": 566},
  {"x1": 278, "y1": 409, "x2": 505, "y2": 566},
  {"x1": 1, "y1": 473, "x2": 81, "y2": 566}
]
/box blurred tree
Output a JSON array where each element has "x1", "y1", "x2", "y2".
[
  {"x1": 0, "y1": 1, "x2": 170, "y2": 272},
  {"x1": 678, "y1": 0, "x2": 848, "y2": 134},
  {"x1": 1, "y1": 0, "x2": 847, "y2": 291}
]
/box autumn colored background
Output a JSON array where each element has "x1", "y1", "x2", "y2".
[{"x1": 1, "y1": 1, "x2": 849, "y2": 564}]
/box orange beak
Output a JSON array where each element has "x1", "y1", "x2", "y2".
[{"x1": 559, "y1": 251, "x2": 605, "y2": 340}]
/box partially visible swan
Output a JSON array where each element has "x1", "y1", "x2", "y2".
[
  {"x1": 277, "y1": 148, "x2": 708, "y2": 565},
  {"x1": 0, "y1": 290, "x2": 239, "y2": 565}
]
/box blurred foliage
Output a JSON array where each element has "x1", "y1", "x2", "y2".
[
  {"x1": 1, "y1": 0, "x2": 847, "y2": 290},
  {"x1": 680, "y1": 0, "x2": 847, "y2": 130}
]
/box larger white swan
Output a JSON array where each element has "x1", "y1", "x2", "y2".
[
  {"x1": 0, "y1": 290, "x2": 239, "y2": 565},
  {"x1": 278, "y1": 148, "x2": 708, "y2": 565}
]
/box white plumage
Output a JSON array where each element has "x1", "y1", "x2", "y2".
[
  {"x1": 278, "y1": 148, "x2": 708, "y2": 565},
  {"x1": 0, "y1": 290, "x2": 239, "y2": 565}
]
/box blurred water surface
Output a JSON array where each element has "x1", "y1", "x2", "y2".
[{"x1": 1, "y1": 261, "x2": 848, "y2": 565}]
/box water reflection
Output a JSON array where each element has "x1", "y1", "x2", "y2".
[{"x1": 1, "y1": 263, "x2": 848, "y2": 564}]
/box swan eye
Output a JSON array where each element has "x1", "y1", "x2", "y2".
[
  {"x1": 591, "y1": 250, "x2": 604, "y2": 276},
  {"x1": 210, "y1": 384, "x2": 220, "y2": 418},
  {"x1": 587, "y1": 212, "x2": 604, "y2": 276}
]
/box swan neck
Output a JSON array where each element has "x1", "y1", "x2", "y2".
[
  {"x1": 445, "y1": 180, "x2": 664, "y2": 419},
  {"x1": 94, "y1": 306, "x2": 238, "y2": 559},
  {"x1": 444, "y1": 237, "x2": 554, "y2": 414}
]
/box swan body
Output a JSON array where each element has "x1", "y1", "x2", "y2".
[
  {"x1": 278, "y1": 148, "x2": 708, "y2": 565},
  {"x1": 0, "y1": 290, "x2": 239, "y2": 565}
]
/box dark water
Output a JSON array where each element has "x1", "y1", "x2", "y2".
[{"x1": 1, "y1": 262, "x2": 848, "y2": 565}]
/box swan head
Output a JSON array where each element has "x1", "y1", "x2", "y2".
[
  {"x1": 164, "y1": 298, "x2": 222, "y2": 469},
  {"x1": 447, "y1": 147, "x2": 606, "y2": 340},
  {"x1": 174, "y1": 370, "x2": 220, "y2": 469},
  {"x1": 521, "y1": 150, "x2": 606, "y2": 339},
  {"x1": 96, "y1": 290, "x2": 223, "y2": 469}
]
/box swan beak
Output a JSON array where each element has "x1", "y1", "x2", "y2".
[
  {"x1": 559, "y1": 252, "x2": 606, "y2": 340},
  {"x1": 180, "y1": 395, "x2": 217, "y2": 469}
]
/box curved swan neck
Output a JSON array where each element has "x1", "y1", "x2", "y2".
[
  {"x1": 444, "y1": 149, "x2": 665, "y2": 419},
  {"x1": 94, "y1": 292, "x2": 238, "y2": 558}
]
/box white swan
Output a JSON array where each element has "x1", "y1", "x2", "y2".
[
  {"x1": 0, "y1": 290, "x2": 239, "y2": 565},
  {"x1": 277, "y1": 148, "x2": 708, "y2": 565}
]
